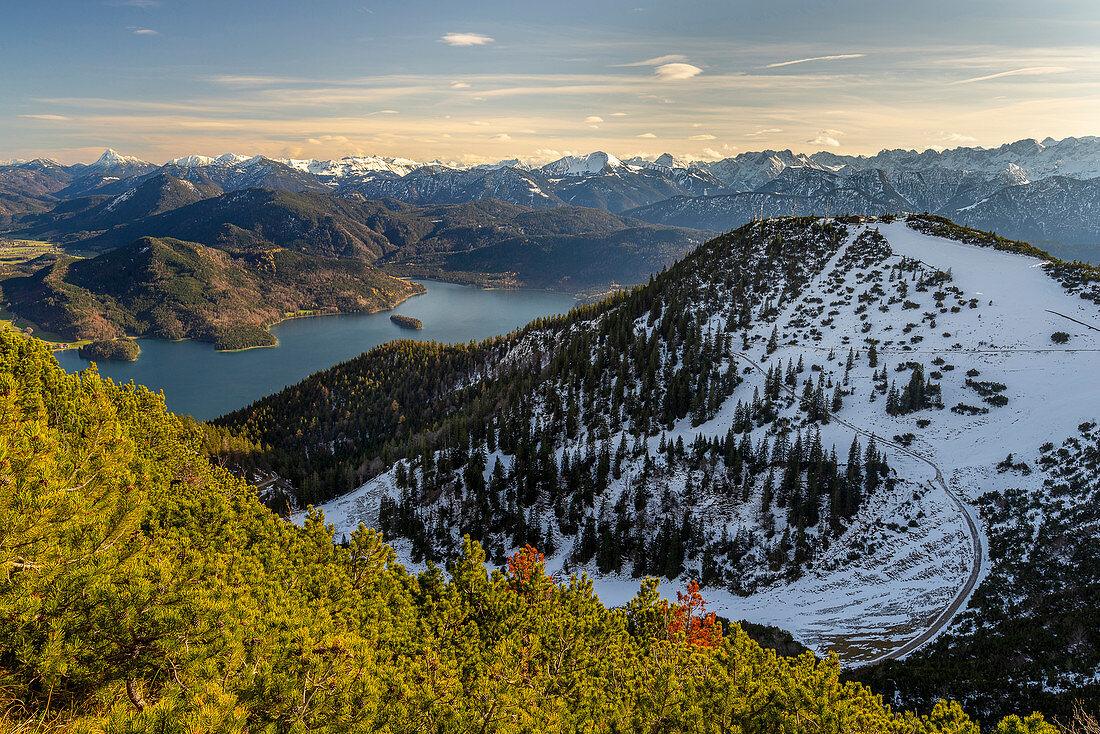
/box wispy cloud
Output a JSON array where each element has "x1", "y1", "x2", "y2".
[
  {"x1": 637, "y1": 132, "x2": 657, "y2": 138},
  {"x1": 130, "y1": 27, "x2": 159, "y2": 35},
  {"x1": 745, "y1": 128, "x2": 783, "y2": 137},
  {"x1": 490, "y1": 133, "x2": 511, "y2": 141},
  {"x1": 440, "y1": 33, "x2": 494, "y2": 47},
  {"x1": 765, "y1": 53, "x2": 864, "y2": 68},
  {"x1": 584, "y1": 115, "x2": 603, "y2": 124},
  {"x1": 614, "y1": 54, "x2": 688, "y2": 67},
  {"x1": 689, "y1": 133, "x2": 715, "y2": 140},
  {"x1": 450, "y1": 81, "x2": 471, "y2": 89},
  {"x1": 943, "y1": 132, "x2": 977, "y2": 143},
  {"x1": 207, "y1": 75, "x2": 303, "y2": 86},
  {"x1": 950, "y1": 66, "x2": 1073, "y2": 85},
  {"x1": 18, "y1": 114, "x2": 71, "y2": 121},
  {"x1": 655, "y1": 63, "x2": 702, "y2": 81},
  {"x1": 806, "y1": 134, "x2": 841, "y2": 147},
  {"x1": 307, "y1": 134, "x2": 350, "y2": 145}
]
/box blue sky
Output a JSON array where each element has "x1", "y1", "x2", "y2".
[{"x1": 2, "y1": 0, "x2": 1099, "y2": 164}]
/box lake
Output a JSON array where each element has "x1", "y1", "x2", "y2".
[{"x1": 55, "y1": 280, "x2": 575, "y2": 420}]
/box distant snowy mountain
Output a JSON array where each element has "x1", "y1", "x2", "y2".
[
  {"x1": 81, "y1": 149, "x2": 158, "y2": 178},
  {"x1": 808, "y1": 136, "x2": 1100, "y2": 182},
  {"x1": 281, "y1": 155, "x2": 424, "y2": 180},
  {"x1": 539, "y1": 151, "x2": 629, "y2": 177},
  {"x1": 4, "y1": 137, "x2": 1100, "y2": 244},
  {"x1": 167, "y1": 153, "x2": 250, "y2": 168}
]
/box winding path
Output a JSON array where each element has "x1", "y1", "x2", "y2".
[{"x1": 731, "y1": 348, "x2": 983, "y2": 664}]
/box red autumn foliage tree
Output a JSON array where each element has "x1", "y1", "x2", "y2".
[
  {"x1": 665, "y1": 580, "x2": 722, "y2": 648},
  {"x1": 505, "y1": 545, "x2": 545, "y2": 597}
]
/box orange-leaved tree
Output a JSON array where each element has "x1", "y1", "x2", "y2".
[
  {"x1": 665, "y1": 580, "x2": 722, "y2": 648},
  {"x1": 505, "y1": 544, "x2": 546, "y2": 598}
]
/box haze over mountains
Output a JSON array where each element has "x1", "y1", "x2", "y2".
[{"x1": 5, "y1": 136, "x2": 1100, "y2": 247}]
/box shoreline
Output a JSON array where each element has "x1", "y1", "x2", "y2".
[{"x1": 21, "y1": 286, "x2": 429, "y2": 357}]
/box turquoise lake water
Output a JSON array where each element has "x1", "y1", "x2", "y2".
[{"x1": 55, "y1": 280, "x2": 575, "y2": 420}]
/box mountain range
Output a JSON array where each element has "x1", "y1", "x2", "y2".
[
  {"x1": 4, "y1": 137, "x2": 1099, "y2": 246},
  {"x1": 6, "y1": 176, "x2": 707, "y2": 292}
]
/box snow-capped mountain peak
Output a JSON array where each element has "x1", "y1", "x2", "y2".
[
  {"x1": 87, "y1": 148, "x2": 152, "y2": 170},
  {"x1": 540, "y1": 151, "x2": 629, "y2": 177}
]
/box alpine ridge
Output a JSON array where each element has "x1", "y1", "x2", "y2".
[{"x1": 215, "y1": 213, "x2": 1100, "y2": 723}]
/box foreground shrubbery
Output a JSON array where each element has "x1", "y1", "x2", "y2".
[{"x1": 0, "y1": 332, "x2": 1053, "y2": 732}]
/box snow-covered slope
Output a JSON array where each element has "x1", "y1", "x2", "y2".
[
  {"x1": 311, "y1": 217, "x2": 1100, "y2": 668},
  {"x1": 703, "y1": 221, "x2": 1099, "y2": 662}
]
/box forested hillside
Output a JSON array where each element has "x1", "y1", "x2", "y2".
[
  {"x1": 10, "y1": 186, "x2": 707, "y2": 293},
  {"x1": 218, "y1": 217, "x2": 887, "y2": 594},
  {"x1": 0, "y1": 236, "x2": 423, "y2": 349},
  {"x1": 0, "y1": 331, "x2": 1051, "y2": 732}
]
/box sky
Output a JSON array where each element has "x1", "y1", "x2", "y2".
[{"x1": 2, "y1": 0, "x2": 1099, "y2": 165}]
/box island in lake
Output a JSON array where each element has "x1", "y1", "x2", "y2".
[
  {"x1": 77, "y1": 338, "x2": 140, "y2": 362},
  {"x1": 390, "y1": 314, "x2": 423, "y2": 329}
]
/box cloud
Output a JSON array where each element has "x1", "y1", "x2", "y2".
[
  {"x1": 637, "y1": 132, "x2": 657, "y2": 138},
  {"x1": 807, "y1": 135, "x2": 841, "y2": 147},
  {"x1": 469, "y1": 120, "x2": 490, "y2": 126},
  {"x1": 746, "y1": 128, "x2": 783, "y2": 137},
  {"x1": 765, "y1": 53, "x2": 864, "y2": 68},
  {"x1": 490, "y1": 133, "x2": 511, "y2": 141},
  {"x1": 18, "y1": 114, "x2": 71, "y2": 121},
  {"x1": 307, "y1": 135, "x2": 350, "y2": 144},
  {"x1": 689, "y1": 134, "x2": 716, "y2": 140},
  {"x1": 614, "y1": 54, "x2": 688, "y2": 67},
  {"x1": 654, "y1": 63, "x2": 702, "y2": 81},
  {"x1": 610, "y1": 112, "x2": 628, "y2": 117},
  {"x1": 950, "y1": 66, "x2": 1073, "y2": 85},
  {"x1": 107, "y1": 0, "x2": 160, "y2": 6},
  {"x1": 130, "y1": 27, "x2": 159, "y2": 35},
  {"x1": 450, "y1": 81, "x2": 471, "y2": 89},
  {"x1": 701, "y1": 148, "x2": 724, "y2": 159},
  {"x1": 376, "y1": 109, "x2": 399, "y2": 114},
  {"x1": 206, "y1": 75, "x2": 301, "y2": 86},
  {"x1": 440, "y1": 33, "x2": 494, "y2": 47},
  {"x1": 584, "y1": 115, "x2": 604, "y2": 124},
  {"x1": 944, "y1": 132, "x2": 977, "y2": 143}
]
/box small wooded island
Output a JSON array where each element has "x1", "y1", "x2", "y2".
[
  {"x1": 390, "y1": 314, "x2": 423, "y2": 329},
  {"x1": 77, "y1": 338, "x2": 140, "y2": 361}
]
